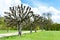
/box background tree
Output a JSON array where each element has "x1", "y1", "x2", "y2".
[
  {"x1": 42, "y1": 12, "x2": 52, "y2": 30},
  {"x1": 46, "y1": 13, "x2": 52, "y2": 30}
]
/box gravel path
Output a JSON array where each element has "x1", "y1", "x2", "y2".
[
  {"x1": 0, "y1": 31, "x2": 31, "y2": 38},
  {"x1": 0, "y1": 30, "x2": 41, "y2": 38}
]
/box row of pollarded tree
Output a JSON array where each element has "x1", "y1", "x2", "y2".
[{"x1": 4, "y1": 4, "x2": 52, "y2": 36}]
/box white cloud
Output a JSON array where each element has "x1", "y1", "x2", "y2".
[
  {"x1": 0, "y1": 0, "x2": 21, "y2": 16},
  {"x1": 31, "y1": 5, "x2": 60, "y2": 23},
  {"x1": 52, "y1": 15, "x2": 60, "y2": 23},
  {"x1": 49, "y1": 7, "x2": 60, "y2": 15},
  {"x1": 29, "y1": 0, "x2": 60, "y2": 23},
  {"x1": 31, "y1": 8, "x2": 41, "y2": 15},
  {"x1": 38, "y1": 6, "x2": 49, "y2": 13}
]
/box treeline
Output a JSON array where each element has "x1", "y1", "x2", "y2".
[
  {"x1": 50, "y1": 23, "x2": 60, "y2": 30},
  {"x1": 0, "y1": 17, "x2": 60, "y2": 31}
]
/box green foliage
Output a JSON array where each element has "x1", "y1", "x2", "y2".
[
  {"x1": 0, "y1": 17, "x2": 5, "y2": 30},
  {"x1": 50, "y1": 23, "x2": 60, "y2": 30},
  {"x1": 0, "y1": 16, "x2": 60, "y2": 31},
  {"x1": 0, "y1": 17, "x2": 17, "y2": 30}
]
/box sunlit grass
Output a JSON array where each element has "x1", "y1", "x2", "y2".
[{"x1": 0, "y1": 31, "x2": 60, "y2": 40}]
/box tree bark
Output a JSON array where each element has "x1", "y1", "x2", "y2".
[
  {"x1": 35, "y1": 29, "x2": 37, "y2": 32},
  {"x1": 30, "y1": 26, "x2": 32, "y2": 33},
  {"x1": 18, "y1": 24, "x2": 22, "y2": 36},
  {"x1": 7, "y1": 27, "x2": 9, "y2": 32},
  {"x1": 34, "y1": 25, "x2": 37, "y2": 32}
]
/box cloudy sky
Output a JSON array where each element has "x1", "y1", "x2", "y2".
[{"x1": 0, "y1": 0, "x2": 60, "y2": 23}]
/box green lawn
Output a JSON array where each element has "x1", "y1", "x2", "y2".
[
  {"x1": 0, "y1": 30, "x2": 17, "y2": 34},
  {"x1": 0, "y1": 31, "x2": 60, "y2": 40}
]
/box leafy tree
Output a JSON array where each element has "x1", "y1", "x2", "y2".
[
  {"x1": 46, "y1": 13, "x2": 52, "y2": 30},
  {"x1": 42, "y1": 12, "x2": 52, "y2": 30}
]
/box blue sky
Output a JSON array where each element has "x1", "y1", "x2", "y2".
[
  {"x1": 21, "y1": 0, "x2": 60, "y2": 9},
  {"x1": 0, "y1": 0, "x2": 60, "y2": 23},
  {"x1": 21, "y1": 0, "x2": 60, "y2": 23}
]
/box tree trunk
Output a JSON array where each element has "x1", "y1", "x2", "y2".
[
  {"x1": 34, "y1": 25, "x2": 37, "y2": 32},
  {"x1": 7, "y1": 27, "x2": 9, "y2": 32},
  {"x1": 18, "y1": 24, "x2": 22, "y2": 36},
  {"x1": 41, "y1": 24, "x2": 44, "y2": 31},
  {"x1": 35, "y1": 29, "x2": 37, "y2": 32},
  {"x1": 30, "y1": 26, "x2": 32, "y2": 33}
]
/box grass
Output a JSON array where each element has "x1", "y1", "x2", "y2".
[
  {"x1": 0, "y1": 31, "x2": 60, "y2": 40},
  {"x1": 0, "y1": 30, "x2": 17, "y2": 34}
]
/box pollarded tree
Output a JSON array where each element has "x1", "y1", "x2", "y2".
[
  {"x1": 25, "y1": 14, "x2": 41, "y2": 33},
  {"x1": 24, "y1": 13, "x2": 34, "y2": 33},
  {"x1": 32, "y1": 14, "x2": 40, "y2": 32},
  {"x1": 4, "y1": 4, "x2": 34, "y2": 36},
  {"x1": 34, "y1": 15, "x2": 46, "y2": 31},
  {"x1": 37, "y1": 16, "x2": 44, "y2": 30}
]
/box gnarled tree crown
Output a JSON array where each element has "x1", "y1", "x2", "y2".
[{"x1": 4, "y1": 4, "x2": 34, "y2": 26}]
